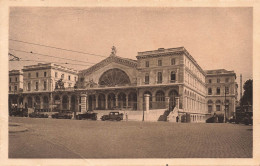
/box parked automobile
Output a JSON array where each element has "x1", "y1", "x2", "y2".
[
  {"x1": 29, "y1": 111, "x2": 48, "y2": 118},
  {"x1": 10, "y1": 108, "x2": 28, "y2": 117},
  {"x1": 76, "y1": 111, "x2": 98, "y2": 120},
  {"x1": 101, "y1": 111, "x2": 123, "y2": 121},
  {"x1": 52, "y1": 110, "x2": 73, "y2": 119}
]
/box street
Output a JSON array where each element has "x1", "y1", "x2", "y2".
[{"x1": 9, "y1": 117, "x2": 252, "y2": 158}]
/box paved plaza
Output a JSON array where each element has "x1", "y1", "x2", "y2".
[{"x1": 9, "y1": 117, "x2": 252, "y2": 158}]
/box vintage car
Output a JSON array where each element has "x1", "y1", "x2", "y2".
[
  {"x1": 29, "y1": 111, "x2": 49, "y2": 118},
  {"x1": 51, "y1": 110, "x2": 73, "y2": 119},
  {"x1": 10, "y1": 108, "x2": 28, "y2": 117},
  {"x1": 101, "y1": 111, "x2": 123, "y2": 121},
  {"x1": 76, "y1": 111, "x2": 98, "y2": 120}
]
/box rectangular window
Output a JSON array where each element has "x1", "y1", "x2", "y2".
[
  {"x1": 15, "y1": 77, "x2": 18, "y2": 82},
  {"x1": 216, "y1": 105, "x2": 220, "y2": 111},
  {"x1": 55, "y1": 72, "x2": 58, "y2": 78},
  {"x1": 44, "y1": 72, "x2": 47, "y2": 77},
  {"x1": 80, "y1": 78, "x2": 84, "y2": 82},
  {"x1": 14, "y1": 86, "x2": 17, "y2": 91},
  {"x1": 171, "y1": 58, "x2": 175, "y2": 65},
  {"x1": 9, "y1": 78, "x2": 11, "y2": 82},
  {"x1": 157, "y1": 72, "x2": 162, "y2": 84},
  {"x1": 170, "y1": 72, "x2": 176, "y2": 82},
  {"x1": 28, "y1": 73, "x2": 31, "y2": 78},
  {"x1": 158, "y1": 59, "x2": 162, "y2": 66},
  {"x1": 145, "y1": 61, "x2": 149, "y2": 68},
  {"x1": 145, "y1": 74, "x2": 149, "y2": 84},
  {"x1": 217, "y1": 78, "x2": 220, "y2": 83},
  {"x1": 35, "y1": 82, "x2": 39, "y2": 90},
  {"x1": 28, "y1": 83, "x2": 31, "y2": 91},
  {"x1": 216, "y1": 87, "x2": 220, "y2": 95},
  {"x1": 68, "y1": 75, "x2": 71, "y2": 80},
  {"x1": 209, "y1": 79, "x2": 212, "y2": 83},
  {"x1": 44, "y1": 81, "x2": 47, "y2": 90},
  {"x1": 9, "y1": 86, "x2": 11, "y2": 91},
  {"x1": 208, "y1": 88, "x2": 212, "y2": 95},
  {"x1": 36, "y1": 72, "x2": 39, "y2": 78}
]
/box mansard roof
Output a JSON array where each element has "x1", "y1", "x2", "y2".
[{"x1": 80, "y1": 55, "x2": 137, "y2": 76}]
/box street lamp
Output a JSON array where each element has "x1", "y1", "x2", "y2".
[{"x1": 224, "y1": 86, "x2": 228, "y2": 123}]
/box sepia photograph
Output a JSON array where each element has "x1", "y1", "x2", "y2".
[{"x1": 1, "y1": 2, "x2": 258, "y2": 166}]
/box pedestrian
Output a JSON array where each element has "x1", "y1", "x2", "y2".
[
  {"x1": 125, "y1": 113, "x2": 128, "y2": 121},
  {"x1": 176, "y1": 116, "x2": 179, "y2": 123}
]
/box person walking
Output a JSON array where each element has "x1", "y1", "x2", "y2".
[{"x1": 125, "y1": 113, "x2": 128, "y2": 121}]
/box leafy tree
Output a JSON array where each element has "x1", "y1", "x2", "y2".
[{"x1": 240, "y1": 79, "x2": 253, "y2": 106}]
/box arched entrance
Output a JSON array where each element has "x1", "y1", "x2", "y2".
[
  {"x1": 88, "y1": 95, "x2": 96, "y2": 111},
  {"x1": 35, "y1": 96, "x2": 41, "y2": 109},
  {"x1": 99, "y1": 68, "x2": 131, "y2": 87},
  {"x1": 62, "y1": 95, "x2": 69, "y2": 110},
  {"x1": 28, "y1": 96, "x2": 32, "y2": 108},
  {"x1": 43, "y1": 96, "x2": 49, "y2": 110},
  {"x1": 71, "y1": 95, "x2": 77, "y2": 112},
  {"x1": 108, "y1": 93, "x2": 116, "y2": 109},
  {"x1": 118, "y1": 92, "x2": 126, "y2": 109},
  {"x1": 98, "y1": 94, "x2": 106, "y2": 110},
  {"x1": 155, "y1": 90, "x2": 165, "y2": 109},
  {"x1": 18, "y1": 97, "x2": 23, "y2": 108},
  {"x1": 169, "y1": 90, "x2": 178, "y2": 110},
  {"x1": 54, "y1": 95, "x2": 61, "y2": 111},
  {"x1": 128, "y1": 92, "x2": 137, "y2": 110}
]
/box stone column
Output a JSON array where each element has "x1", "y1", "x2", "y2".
[
  {"x1": 76, "y1": 95, "x2": 80, "y2": 112},
  {"x1": 105, "y1": 94, "x2": 108, "y2": 110},
  {"x1": 175, "y1": 97, "x2": 180, "y2": 109},
  {"x1": 81, "y1": 94, "x2": 87, "y2": 113},
  {"x1": 165, "y1": 97, "x2": 170, "y2": 110},
  {"x1": 144, "y1": 94, "x2": 150, "y2": 112},
  {"x1": 68, "y1": 95, "x2": 71, "y2": 111},
  {"x1": 86, "y1": 95, "x2": 88, "y2": 111},
  {"x1": 115, "y1": 95, "x2": 119, "y2": 108},
  {"x1": 95, "y1": 94, "x2": 98, "y2": 109},
  {"x1": 40, "y1": 96, "x2": 44, "y2": 109},
  {"x1": 126, "y1": 95, "x2": 129, "y2": 108}
]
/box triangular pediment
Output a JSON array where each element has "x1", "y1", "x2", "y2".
[{"x1": 80, "y1": 55, "x2": 137, "y2": 76}]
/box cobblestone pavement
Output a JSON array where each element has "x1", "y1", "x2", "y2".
[{"x1": 9, "y1": 117, "x2": 252, "y2": 158}]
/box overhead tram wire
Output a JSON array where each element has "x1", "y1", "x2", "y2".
[
  {"x1": 9, "y1": 39, "x2": 107, "y2": 58},
  {"x1": 9, "y1": 48, "x2": 97, "y2": 65},
  {"x1": 19, "y1": 59, "x2": 91, "y2": 67}
]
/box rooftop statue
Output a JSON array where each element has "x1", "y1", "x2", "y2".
[{"x1": 111, "y1": 46, "x2": 117, "y2": 56}]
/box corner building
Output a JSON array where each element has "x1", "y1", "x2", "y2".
[{"x1": 205, "y1": 69, "x2": 238, "y2": 118}]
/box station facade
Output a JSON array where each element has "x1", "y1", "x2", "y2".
[{"x1": 8, "y1": 47, "x2": 238, "y2": 121}]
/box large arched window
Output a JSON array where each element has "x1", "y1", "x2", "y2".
[{"x1": 99, "y1": 68, "x2": 130, "y2": 87}]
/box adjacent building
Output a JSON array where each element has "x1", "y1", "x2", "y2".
[{"x1": 205, "y1": 69, "x2": 238, "y2": 118}]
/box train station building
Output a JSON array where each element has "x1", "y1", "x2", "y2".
[{"x1": 8, "y1": 47, "x2": 238, "y2": 122}]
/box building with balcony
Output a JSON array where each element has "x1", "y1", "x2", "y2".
[{"x1": 205, "y1": 69, "x2": 238, "y2": 118}]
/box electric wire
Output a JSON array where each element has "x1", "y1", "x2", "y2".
[
  {"x1": 9, "y1": 48, "x2": 97, "y2": 65},
  {"x1": 9, "y1": 39, "x2": 107, "y2": 58}
]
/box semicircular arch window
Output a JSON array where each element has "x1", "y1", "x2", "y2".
[{"x1": 99, "y1": 68, "x2": 131, "y2": 87}]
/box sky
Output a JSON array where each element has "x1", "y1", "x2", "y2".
[{"x1": 8, "y1": 7, "x2": 253, "y2": 94}]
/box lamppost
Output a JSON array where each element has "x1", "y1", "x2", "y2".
[{"x1": 224, "y1": 86, "x2": 227, "y2": 123}]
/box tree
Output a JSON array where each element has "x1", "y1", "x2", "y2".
[{"x1": 240, "y1": 79, "x2": 253, "y2": 106}]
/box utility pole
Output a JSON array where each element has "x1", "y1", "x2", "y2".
[
  {"x1": 240, "y1": 74, "x2": 242, "y2": 102},
  {"x1": 224, "y1": 87, "x2": 227, "y2": 123}
]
